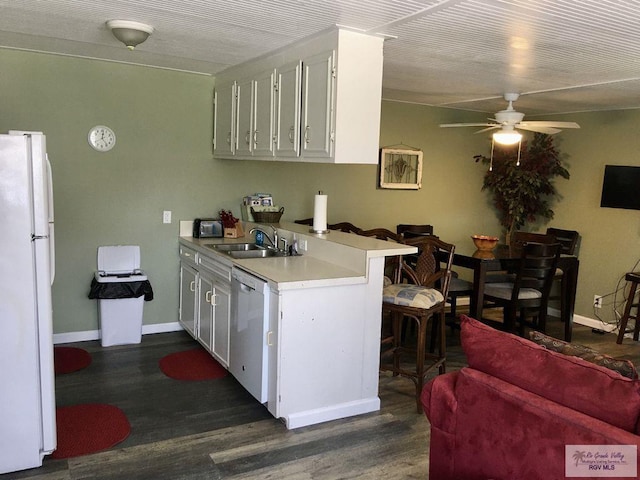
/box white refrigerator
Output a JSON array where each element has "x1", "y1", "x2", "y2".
[{"x1": 0, "y1": 131, "x2": 56, "y2": 473}]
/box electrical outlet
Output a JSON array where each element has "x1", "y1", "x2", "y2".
[
  {"x1": 163, "y1": 210, "x2": 172, "y2": 224},
  {"x1": 593, "y1": 295, "x2": 603, "y2": 308},
  {"x1": 298, "y1": 239, "x2": 308, "y2": 252}
]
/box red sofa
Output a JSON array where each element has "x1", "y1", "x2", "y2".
[{"x1": 421, "y1": 315, "x2": 640, "y2": 480}]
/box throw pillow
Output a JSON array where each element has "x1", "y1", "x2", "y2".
[{"x1": 528, "y1": 330, "x2": 638, "y2": 380}]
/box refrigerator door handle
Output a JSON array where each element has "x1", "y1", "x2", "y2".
[
  {"x1": 46, "y1": 154, "x2": 55, "y2": 284},
  {"x1": 48, "y1": 223, "x2": 55, "y2": 284}
]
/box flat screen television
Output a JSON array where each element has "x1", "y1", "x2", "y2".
[{"x1": 600, "y1": 165, "x2": 640, "y2": 211}]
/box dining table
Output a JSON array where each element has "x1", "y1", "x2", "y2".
[{"x1": 450, "y1": 242, "x2": 579, "y2": 342}]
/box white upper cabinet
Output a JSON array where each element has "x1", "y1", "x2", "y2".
[
  {"x1": 230, "y1": 71, "x2": 276, "y2": 157},
  {"x1": 253, "y1": 69, "x2": 276, "y2": 156},
  {"x1": 300, "y1": 51, "x2": 334, "y2": 159},
  {"x1": 274, "y1": 60, "x2": 302, "y2": 158},
  {"x1": 213, "y1": 82, "x2": 236, "y2": 157},
  {"x1": 213, "y1": 27, "x2": 384, "y2": 164},
  {"x1": 235, "y1": 78, "x2": 253, "y2": 156}
]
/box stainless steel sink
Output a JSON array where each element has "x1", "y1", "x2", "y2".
[
  {"x1": 228, "y1": 248, "x2": 284, "y2": 259},
  {"x1": 205, "y1": 243, "x2": 286, "y2": 258},
  {"x1": 205, "y1": 243, "x2": 262, "y2": 252}
]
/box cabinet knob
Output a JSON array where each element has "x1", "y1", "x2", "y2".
[
  {"x1": 189, "y1": 281, "x2": 196, "y2": 292},
  {"x1": 253, "y1": 130, "x2": 259, "y2": 146},
  {"x1": 288, "y1": 126, "x2": 295, "y2": 143},
  {"x1": 245, "y1": 130, "x2": 251, "y2": 146},
  {"x1": 304, "y1": 126, "x2": 311, "y2": 144}
]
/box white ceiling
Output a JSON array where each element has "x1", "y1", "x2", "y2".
[{"x1": 2, "y1": 0, "x2": 640, "y2": 116}]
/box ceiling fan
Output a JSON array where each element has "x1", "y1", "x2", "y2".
[{"x1": 440, "y1": 93, "x2": 580, "y2": 145}]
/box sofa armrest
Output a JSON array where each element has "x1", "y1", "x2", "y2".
[{"x1": 421, "y1": 371, "x2": 459, "y2": 433}]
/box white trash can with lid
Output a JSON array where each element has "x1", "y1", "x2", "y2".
[{"x1": 91, "y1": 245, "x2": 152, "y2": 347}]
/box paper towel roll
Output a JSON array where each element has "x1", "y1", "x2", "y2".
[{"x1": 313, "y1": 193, "x2": 328, "y2": 232}]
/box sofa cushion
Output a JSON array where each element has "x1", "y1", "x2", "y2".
[
  {"x1": 529, "y1": 330, "x2": 638, "y2": 380},
  {"x1": 460, "y1": 315, "x2": 640, "y2": 432}
]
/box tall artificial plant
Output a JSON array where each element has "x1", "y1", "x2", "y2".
[{"x1": 474, "y1": 133, "x2": 570, "y2": 241}]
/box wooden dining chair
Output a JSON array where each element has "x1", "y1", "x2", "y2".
[
  {"x1": 510, "y1": 231, "x2": 556, "y2": 252},
  {"x1": 381, "y1": 235, "x2": 455, "y2": 413},
  {"x1": 545, "y1": 227, "x2": 580, "y2": 318},
  {"x1": 482, "y1": 242, "x2": 562, "y2": 335},
  {"x1": 294, "y1": 218, "x2": 314, "y2": 226},
  {"x1": 545, "y1": 227, "x2": 580, "y2": 256},
  {"x1": 396, "y1": 224, "x2": 434, "y2": 238},
  {"x1": 328, "y1": 222, "x2": 362, "y2": 234}
]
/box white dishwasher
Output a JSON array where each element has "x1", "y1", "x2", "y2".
[{"x1": 230, "y1": 267, "x2": 270, "y2": 403}]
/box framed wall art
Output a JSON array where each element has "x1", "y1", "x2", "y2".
[{"x1": 379, "y1": 147, "x2": 423, "y2": 189}]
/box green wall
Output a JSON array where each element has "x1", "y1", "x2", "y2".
[{"x1": 2, "y1": 48, "x2": 638, "y2": 335}]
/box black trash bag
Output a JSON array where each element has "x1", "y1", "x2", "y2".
[{"x1": 88, "y1": 278, "x2": 154, "y2": 301}]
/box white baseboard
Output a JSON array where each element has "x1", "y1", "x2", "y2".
[
  {"x1": 546, "y1": 307, "x2": 618, "y2": 333},
  {"x1": 53, "y1": 321, "x2": 184, "y2": 345},
  {"x1": 283, "y1": 397, "x2": 381, "y2": 430}
]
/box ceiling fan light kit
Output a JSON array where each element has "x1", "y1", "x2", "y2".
[
  {"x1": 440, "y1": 92, "x2": 580, "y2": 146},
  {"x1": 493, "y1": 130, "x2": 522, "y2": 145},
  {"x1": 107, "y1": 20, "x2": 154, "y2": 50}
]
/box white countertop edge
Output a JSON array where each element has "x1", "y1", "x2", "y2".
[
  {"x1": 180, "y1": 236, "x2": 366, "y2": 287},
  {"x1": 280, "y1": 222, "x2": 417, "y2": 257}
]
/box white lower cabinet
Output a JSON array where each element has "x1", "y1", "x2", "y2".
[
  {"x1": 197, "y1": 274, "x2": 215, "y2": 351},
  {"x1": 179, "y1": 247, "x2": 232, "y2": 368},
  {"x1": 179, "y1": 263, "x2": 198, "y2": 337},
  {"x1": 212, "y1": 277, "x2": 230, "y2": 366}
]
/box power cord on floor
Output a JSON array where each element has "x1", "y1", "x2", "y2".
[{"x1": 592, "y1": 257, "x2": 640, "y2": 332}]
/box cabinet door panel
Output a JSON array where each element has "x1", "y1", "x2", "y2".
[
  {"x1": 198, "y1": 275, "x2": 214, "y2": 351},
  {"x1": 253, "y1": 70, "x2": 276, "y2": 156},
  {"x1": 235, "y1": 79, "x2": 254, "y2": 156},
  {"x1": 213, "y1": 83, "x2": 236, "y2": 157},
  {"x1": 179, "y1": 264, "x2": 198, "y2": 337},
  {"x1": 275, "y1": 61, "x2": 302, "y2": 157},
  {"x1": 301, "y1": 51, "x2": 335, "y2": 158},
  {"x1": 213, "y1": 280, "x2": 231, "y2": 367}
]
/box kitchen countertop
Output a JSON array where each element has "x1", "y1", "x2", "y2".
[{"x1": 179, "y1": 221, "x2": 416, "y2": 290}]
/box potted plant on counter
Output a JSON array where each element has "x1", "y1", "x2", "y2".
[{"x1": 474, "y1": 133, "x2": 570, "y2": 244}]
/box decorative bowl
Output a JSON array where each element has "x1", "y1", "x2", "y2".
[{"x1": 471, "y1": 235, "x2": 499, "y2": 251}]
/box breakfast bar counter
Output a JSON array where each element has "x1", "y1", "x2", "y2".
[{"x1": 179, "y1": 221, "x2": 416, "y2": 429}]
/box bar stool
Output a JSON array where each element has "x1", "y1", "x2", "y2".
[
  {"x1": 381, "y1": 235, "x2": 455, "y2": 413},
  {"x1": 616, "y1": 272, "x2": 640, "y2": 344}
]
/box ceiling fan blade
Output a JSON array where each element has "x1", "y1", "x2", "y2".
[
  {"x1": 516, "y1": 124, "x2": 562, "y2": 134},
  {"x1": 519, "y1": 121, "x2": 580, "y2": 129},
  {"x1": 474, "y1": 125, "x2": 500, "y2": 134},
  {"x1": 439, "y1": 123, "x2": 497, "y2": 128}
]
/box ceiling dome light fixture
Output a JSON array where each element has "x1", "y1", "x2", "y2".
[{"x1": 107, "y1": 20, "x2": 154, "y2": 50}]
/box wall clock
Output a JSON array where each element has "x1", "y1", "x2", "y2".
[{"x1": 88, "y1": 125, "x2": 116, "y2": 152}]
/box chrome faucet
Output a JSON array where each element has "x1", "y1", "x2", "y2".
[{"x1": 249, "y1": 225, "x2": 279, "y2": 251}]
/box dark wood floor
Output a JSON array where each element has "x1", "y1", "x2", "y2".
[{"x1": 3, "y1": 316, "x2": 639, "y2": 480}]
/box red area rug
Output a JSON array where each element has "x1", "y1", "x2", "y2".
[
  {"x1": 52, "y1": 404, "x2": 130, "y2": 459},
  {"x1": 54, "y1": 346, "x2": 92, "y2": 375},
  {"x1": 159, "y1": 348, "x2": 228, "y2": 381}
]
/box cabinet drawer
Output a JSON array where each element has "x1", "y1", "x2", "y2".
[
  {"x1": 180, "y1": 245, "x2": 198, "y2": 266},
  {"x1": 198, "y1": 254, "x2": 232, "y2": 282}
]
